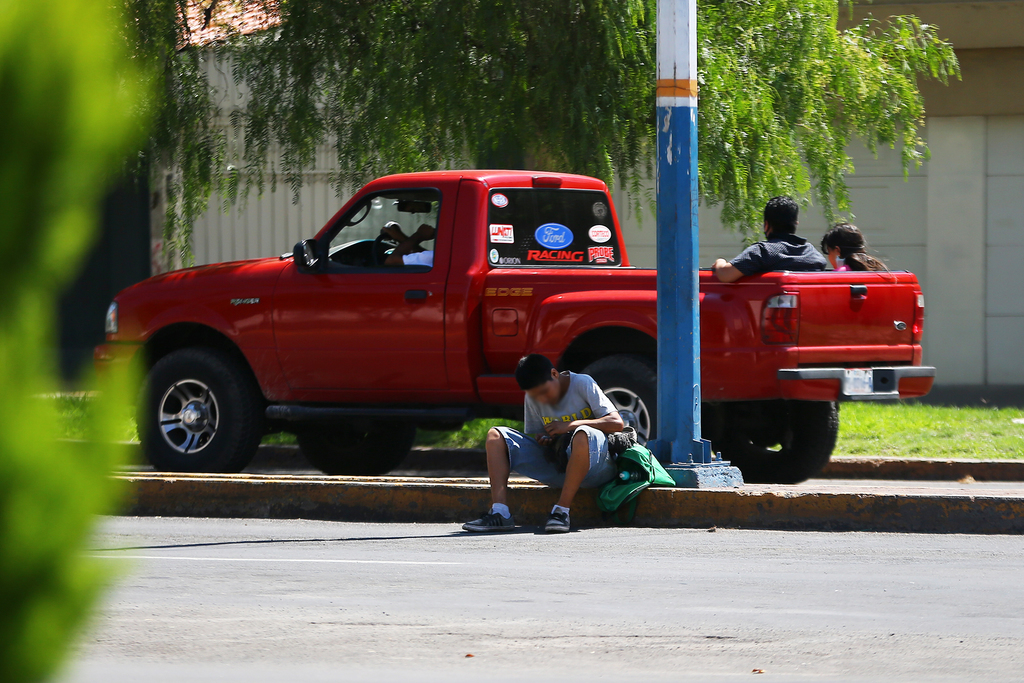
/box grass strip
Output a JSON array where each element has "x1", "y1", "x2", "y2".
[{"x1": 52, "y1": 396, "x2": 1023, "y2": 460}]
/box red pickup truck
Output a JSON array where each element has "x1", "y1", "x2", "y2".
[{"x1": 96, "y1": 170, "x2": 935, "y2": 483}]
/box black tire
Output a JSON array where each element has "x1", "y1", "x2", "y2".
[
  {"x1": 717, "y1": 400, "x2": 839, "y2": 484},
  {"x1": 139, "y1": 347, "x2": 264, "y2": 473},
  {"x1": 582, "y1": 354, "x2": 658, "y2": 443},
  {"x1": 297, "y1": 422, "x2": 417, "y2": 475}
]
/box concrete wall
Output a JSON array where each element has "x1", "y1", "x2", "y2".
[
  {"x1": 925, "y1": 117, "x2": 987, "y2": 384},
  {"x1": 985, "y1": 116, "x2": 1024, "y2": 385},
  {"x1": 189, "y1": 159, "x2": 344, "y2": 266}
]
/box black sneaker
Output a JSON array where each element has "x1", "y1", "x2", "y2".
[
  {"x1": 545, "y1": 511, "x2": 570, "y2": 533},
  {"x1": 462, "y1": 511, "x2": 515, "y2": 533}
]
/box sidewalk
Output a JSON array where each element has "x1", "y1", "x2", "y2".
[{"x1": 118, "y1": 471, "x2": 1024, "y2": 534}]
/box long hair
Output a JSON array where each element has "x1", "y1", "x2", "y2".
[{"x1": 821, "y1": 223, "x2": 888, "y2": 272}]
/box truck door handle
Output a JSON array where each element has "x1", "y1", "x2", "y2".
[
  {"x1": 850, "y1": 285, "x2": 868, "y2": 299},
  {"x1": 405, "y1": 289, "x2": 429, "y2": 301}
]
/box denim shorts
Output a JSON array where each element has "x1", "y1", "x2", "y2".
[{"x1": 495, "y1": 425, "x2": 617, "y2": 488}]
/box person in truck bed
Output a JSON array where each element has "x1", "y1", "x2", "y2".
[
  {"x1": 462, "y1": 354, "x2": 625, "y2": 534},
  {"x1": 820, "y1": 223, "x2": 888, "y2": 272},
  {"x1": 712, "y1": 196, "x2": 828, "y2": 282}
]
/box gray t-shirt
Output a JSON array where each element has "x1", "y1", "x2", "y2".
[{"x1": 523, "y1": 372, "x2": 618, "y2": 436}]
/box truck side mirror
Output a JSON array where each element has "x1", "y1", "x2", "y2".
[{"x1": 294, "y1": 239, "x2": 319, "y2": 273}]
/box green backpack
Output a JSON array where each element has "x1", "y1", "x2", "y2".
[{"x1": 597, "y1": 443, "x2": 675, "y2": 524}]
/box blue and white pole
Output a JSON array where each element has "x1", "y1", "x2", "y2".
[{"x1": 652, "y1": 0, "x2": 742, "y2": 486}]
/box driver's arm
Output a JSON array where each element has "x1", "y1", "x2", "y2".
[
  {"x1": 381, "y1": 222, "x2": 408, "y2": 242},
  {"x1": 384, "y1": 224, "x2": 436, "y2": 266}
]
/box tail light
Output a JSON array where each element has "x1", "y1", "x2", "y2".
[
  {"x1": 761, "y1": 293, "x2": 799, "y2": 345},
  {"x1": 912, "y1": 291, "x2": 925, "y2": 342}
]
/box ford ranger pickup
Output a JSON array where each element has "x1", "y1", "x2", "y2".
[{"x1": 96, "y1": 170, "x2": 935, "y2": 483}]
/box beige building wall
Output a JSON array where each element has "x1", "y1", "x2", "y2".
[
  {"x1": 985, "y1": 116, "x2": 1024, "y2": 385},
  {"x1": 924, "y1": 118, "x2": 987, "y2": 384}
]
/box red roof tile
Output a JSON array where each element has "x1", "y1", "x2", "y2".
[{"x1": 181, "y1": 0, "x2": 280, "y2": 48}]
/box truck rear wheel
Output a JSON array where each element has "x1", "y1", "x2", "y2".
[
  {"x1": 715, "y1": 400, "x2": 839, "y2": 484},
  {"x1": 139, "y1": 347, "x2": 264, "y2": 473},
  {"x1": 583, "y1": 354, "x2": 657, "y2": 443},
  {"x1": 297, "y1": 422, "x2": 416, "y2": 475}
]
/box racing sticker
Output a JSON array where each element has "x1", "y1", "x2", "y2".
[
  {"x1": 495, "y1": 255, "x2": 521, "y2": 265},
  {"x1": 527, "y1": 249, "x2": 585, "y2": 263},
  {"x1": 588, "y1": 225, "x2": 611, "y2": 243},
  {"x1": 587, "y1": 246, "x2": 615, "y2": 264},
  {"x1": 534, "y1": 223, "x2": 573, "y2": 249},
  {"x1": 592, "y1": 201, "x2": 608, "y2": 219},
  {"x1": 491, "y1": 193, "x2": 509, "y2": 208},
  {"x1": 489, "y1": 248, "x2": 499, "y2": 263},
  {"x1": 489, "y1": 223, "x2": 515, "y2": 244}
]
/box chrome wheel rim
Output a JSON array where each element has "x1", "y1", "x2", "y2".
[
  {"x1": 602, "y1": 386, "x2": 652, "y2": 443},
  {"x1": 158, "y1": 379, "x2": 219, "y2": 454}
]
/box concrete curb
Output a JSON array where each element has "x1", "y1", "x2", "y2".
[
  {"x1": 820, "y1": 456, "x2": 1024, "y2": 482},
  {"x1": 119, "y1": 473, "x2": 1024, "y2": 534}
]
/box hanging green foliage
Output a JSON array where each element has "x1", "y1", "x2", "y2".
[{"x1": 126, "y1": 0, "x2": 957, "y2": 263}]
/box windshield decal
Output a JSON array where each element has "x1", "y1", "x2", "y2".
[
  {"x1": 588, "y1": 225, "x2": 611, "y2": 243},
  {"x1": 534, "y1": 223, "x2": 573, "y2": 249},
  {"x1": 489, "y1": 224, "x2": 515, "y2": 244},
  {"x1": 587, "y1": 246, "x2": 615, "y2": 264},
  {"x1": 527, "y1": 249, "x2": 584, "y2": 263}
]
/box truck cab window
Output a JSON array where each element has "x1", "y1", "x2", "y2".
[{"x1": 327, "y1": 189, "x2": 440, "y2": 269}]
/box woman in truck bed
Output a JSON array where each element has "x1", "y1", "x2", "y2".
[{"x1": 820, "y1": 223, "x2": 888, "y2": 272}]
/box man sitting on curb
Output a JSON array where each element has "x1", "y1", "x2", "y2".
[
  {"x1": 462, "y1": 354, "x2": 624, "y2": 534},
  {"x1": 711, "y1": 195, "x2": 828, "y2": 282}
]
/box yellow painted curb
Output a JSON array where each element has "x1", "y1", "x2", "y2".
[{"x1": 118, "y1": 473, "x2": 1024, "y2": 534}]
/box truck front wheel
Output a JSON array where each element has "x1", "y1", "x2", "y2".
[
  {"x1": 583, "y1": 354, "x2": 658, "y2": 443},
  {"x1": 139, "y1": 347, "x2": 264, "y2": 473},
  {"x1": 297, "y1": 422, "x2": 416, "y2": 475},
  {"x1": 713, "y1": 400, "x2": 839, "y2": 484}
]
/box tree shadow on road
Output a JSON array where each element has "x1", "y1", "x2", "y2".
[{"x1": 91, "y1": 528, "x2": 548, "y2": 551}]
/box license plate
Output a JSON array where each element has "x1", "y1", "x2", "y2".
[{"x1": 844, "y1": 369, "x2": 874, "y2": 395}]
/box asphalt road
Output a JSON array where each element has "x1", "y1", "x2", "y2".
[{"x1": 63, "y1": 517, "x2": 1024, "y2": 683}]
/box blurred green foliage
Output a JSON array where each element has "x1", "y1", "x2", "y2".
[{"x1": 0, "y1": 0, "x2": 146, "y2": 679}]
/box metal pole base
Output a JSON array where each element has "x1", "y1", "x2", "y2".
[
  {"x1": 648, "y1": 438, "x2": 745, "y2": 488},
  {"x1": 665, "y1": 462, "x2": 744, "y2": 489}
]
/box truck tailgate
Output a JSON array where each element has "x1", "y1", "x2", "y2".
[{"x1": 793, "y1": 274, "x2": 920, "y2": 365}]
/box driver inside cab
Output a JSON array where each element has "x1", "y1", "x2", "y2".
[{"x1": 381, "y1": 222, "x2": 435, "y2": 267}]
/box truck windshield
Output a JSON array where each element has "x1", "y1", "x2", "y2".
[
  {"x1": 487, "y1": 189, "x2": 621, "y2": 267},
  {"x1": 328, "y1": 189, "x2": 440, "y2": 255}
]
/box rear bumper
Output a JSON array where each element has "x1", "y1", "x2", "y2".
[{"x1": 777, "y1": 366, "x2": 936, "y2": 402}]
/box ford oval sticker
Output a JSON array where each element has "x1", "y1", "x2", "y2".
[{"x1": 534, "y1": 223, "x2": 573, "y2": 249}]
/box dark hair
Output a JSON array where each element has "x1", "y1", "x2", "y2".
[
  {"x1": 763, "y1": 196, "x2": 799, "y2": 234},
  {"x1": 515, "y1": 354, "x2": 555, "y2": 390},
  {"x1": 820, "y1": 223, "x2": 888, "y2": 272}
]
